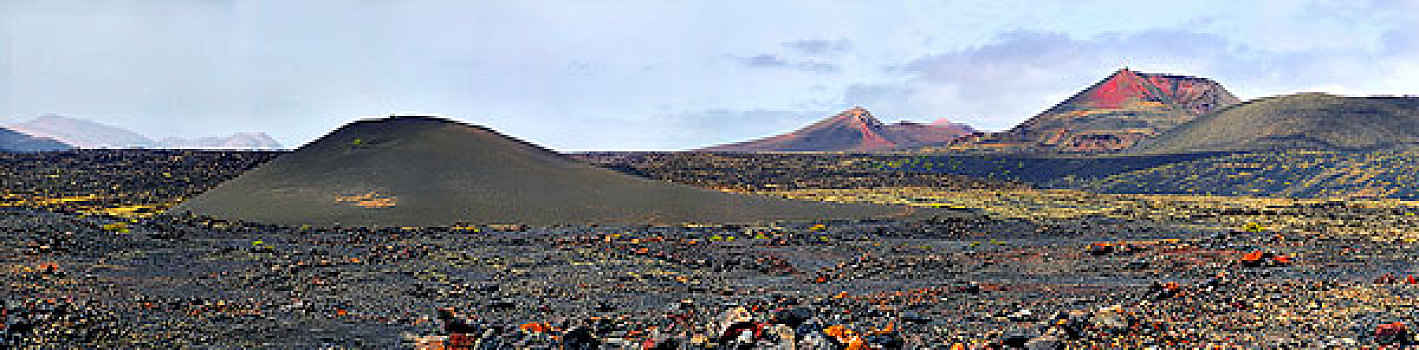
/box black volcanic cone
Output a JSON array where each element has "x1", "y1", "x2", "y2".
[{"x1": 172, "y1": 116, "x2": 946, "y2": 226}]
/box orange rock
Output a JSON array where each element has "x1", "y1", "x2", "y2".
[
  {"x1": 845, "y1": 336, "x2": 867, "y2": 350},
  {"x1": 824, "y1": 325, "x2": 849, "y2": 340},
  {"x1": 520, "y1": 323, "x2": 551, "y2": 333}
]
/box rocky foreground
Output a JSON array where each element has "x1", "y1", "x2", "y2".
[
  {"x1": 4, "y1": 150, "x2": 1419, "y2": 348},
  {"x1": 4, "y1": 205, "x2": 1419, "y2": 348}
]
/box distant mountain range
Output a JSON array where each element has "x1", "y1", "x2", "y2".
[
  {"x1": 699, "y1": 107, "x2": 976, "y2": 152},
  {"x1": 158, "y1": 133, "x2": 283, "y2": 150},
  {"x1": 8, "y1": 115, "x2": 159, "y2": 149},
  {"x1": 5, "y1": 115, "x2": 282, "y2": 150},
  {"x1": 706, "y1": 68, "x2": 1419, "y2": 155},
  {"x1": 0, "y1": 126, "x2": 72, "y2": 152},
  {"x1": 9, "y1": 68, "x2": 1417, "y2": 155},
  {"x1": 701, "y1": 68, "x2": 1245, "y2": 154}
]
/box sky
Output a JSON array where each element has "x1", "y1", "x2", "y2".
[{"x1": 2, "y1": 0, "x2": 1418, "y2": 151}]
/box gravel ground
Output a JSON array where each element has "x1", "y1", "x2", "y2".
[{"x1": 4, "y1": 206, "x2": 1418, "y2": 348}]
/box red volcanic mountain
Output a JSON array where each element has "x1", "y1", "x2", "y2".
[
  {"x1": 700, "y1": 107, "x2": 976, "y2": 152},
  {"x1": 1032, "y1": 68, "x2": 1239, "y2": 117},
  {"x1": 998, "y1": 68, "x2": 1240, "y2": 152},
  {"x1": 884, "y1": 118, "x2": 977, "y2": 145}
]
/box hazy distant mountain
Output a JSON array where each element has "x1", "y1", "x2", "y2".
[
  {"x1": 6, "y1": 115, "x2": 281, "y2": 149},
  {"x1": 172, "y1": 116, "x2": 943, "y2": 226},
  {"x1": 699, "y1": 107, "x2": 976, "y2": 152},
  {"x1": 8, "y1": 115, "x2": 161, "y2": 148},
  {"x1": 0, "y1": 127, "x2": 72, "y2": 152},
  {"x1": 956, "y1": 68, "x2": 1240, "y2": 153},
  {"x1": 1136, "y1": 93, "x2": 1419, "y2": 153},
  {"x1": 160, "y1": 133, "x2": 283, "y2": 150}
]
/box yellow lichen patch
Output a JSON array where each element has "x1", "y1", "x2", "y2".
[
  {"x1": 334, "y1": 191, "x2": 398, "y2": 208},
  {"x1": 1, "y1": 194, "x2": 99, "y2": 207},
  {"x1": 0, "y1": 193, "x2": 174, "y2": 218},
  {"x1": 94, "y1": 205, "x2": 161, "y2": 218},
  {"x1": 101, "y1": 222, "x2": 131, "y2": 234},
  {"x1": 55, "y1": 195, "x2": 103, "y2": 203}
]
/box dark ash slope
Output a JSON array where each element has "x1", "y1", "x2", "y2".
[{"x1": 173, "y1": 116, "x2": 947, "y2": 226}]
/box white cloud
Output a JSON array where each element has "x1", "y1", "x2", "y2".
[{"x1": 782, "y1": 39, "x2": 853, "y2": 57}]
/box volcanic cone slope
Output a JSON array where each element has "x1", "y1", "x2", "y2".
[
  {"x1": 982, "y1": 68, "x2": 1240, "y2": 153},
  {"x1": 173, "y1": 116, "x2": 943, "y2": 226},
  {"x1": 1136, "y1": 93, "x2": 1419, "y2": 153}
]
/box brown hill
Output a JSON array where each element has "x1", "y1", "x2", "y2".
[
  {"x1": 1135, "y1": 93, "x2": 1419, "y2": 153},
  {"x1": 171, "y1": 116, "x2": 949, "y2": 226},
  {"x1": 700, "y1": 107, "x2": 974, "y2": 152},
  {"x1": 882, "y1": 118, "x2": 976, "y2": 145},
  {"x1": 959, "y1": 68, "x2": 1240, "y2": 153}
]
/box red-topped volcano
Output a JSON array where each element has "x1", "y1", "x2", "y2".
[
  {"x1": 700, "y1": 107, "x2": 975, "y2": 152},
  {"x1": 1053, "y1": 68, "x2": 1165, "y2": 111},
  {"x1": 1035, "y1": 68, "x2": 1238, "y2": 116},
  {"x1": 998, "y1": 68, "x2": 1240, "y2": 152}
]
